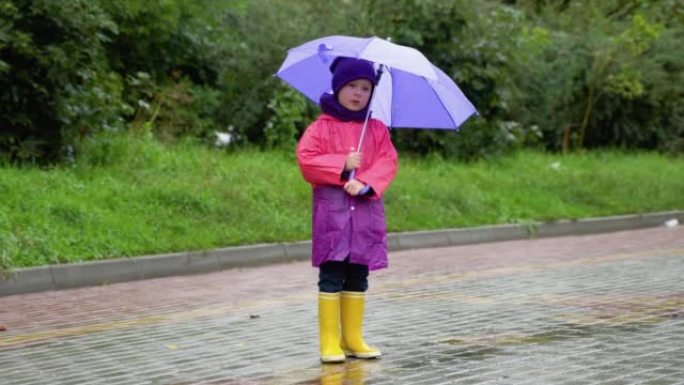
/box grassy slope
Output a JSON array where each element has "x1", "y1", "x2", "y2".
[{"x1": 1, "y1": 135, "x2": 682, "y2": 269}]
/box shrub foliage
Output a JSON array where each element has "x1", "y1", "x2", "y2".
[{"x1": 1, "y1": 0, "x2": 682, "y2": 163}]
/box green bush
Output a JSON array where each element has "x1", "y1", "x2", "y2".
[
  {"x1": 359, "y1": 0, "x2": 683, "y2": 157},
  {"x1": 99, "y1": 0, "x2": 232, "y2": 143},
  {"x1": 359, "y1": 0, "x2": 542, "y2": 160},
  {"x1": 510, "y1": 1, "x2": 683, "y2": 152},
  {"x1": 216, "y1": 0, "x2": 366, "y2": 145},
  {"x1": 1, "y1": 0, "x2": 682, "y2": 164},
  {"x1": 0, "y1": 0, "x2": 234, "y2": 163},
  {"x1": 99, "y1": 0, "x2": 229, "y2": 84},
  {"x1": 264, "y1": 85, "x2": 317, "y2": 149},
  {"x1": 129, "y1": 79, "x2": 222, "y2": 141},
  {"x1": 0, "y1": 0, "x2": 123, "y2": 163}
]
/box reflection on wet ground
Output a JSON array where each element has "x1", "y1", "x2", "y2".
[{"x1": 291, "y1": 359, "x2": 377, "y2": 385}]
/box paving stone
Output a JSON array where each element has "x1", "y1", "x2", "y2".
[{"x1": 1, "y1": 227, "x2": 683, "y2": 384}]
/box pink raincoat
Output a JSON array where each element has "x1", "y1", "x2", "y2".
[{"x1": 297, "y1": 114, "x2": 398, "y2": 270}]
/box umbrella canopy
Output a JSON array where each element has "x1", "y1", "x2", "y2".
[{"x1": 276, "y1": 35, "x2": 477, "y2": 130}]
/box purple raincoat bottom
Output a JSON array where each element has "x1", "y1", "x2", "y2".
[{"x1": 311, "y1": 186, "x2": 388, "y2": 271}]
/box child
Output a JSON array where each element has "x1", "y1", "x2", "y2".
[{"x1": 296, "y1": 57, "x2": 398, "y2": 363}]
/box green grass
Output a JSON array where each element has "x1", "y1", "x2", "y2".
[
  {"x1": 1, "y1": 134, "x2": 683, "y2": 270},
  {"x1": 390, "y1": 151, "x2": 684, "y2": 228}
]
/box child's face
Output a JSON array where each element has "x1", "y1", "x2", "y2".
[{"x1": 337, "y1": 79, "x2": 373, "y2": 112}]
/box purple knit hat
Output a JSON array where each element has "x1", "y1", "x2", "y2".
[{"x1": 330, "y1": 57, "x2": 376, "y2": 95}]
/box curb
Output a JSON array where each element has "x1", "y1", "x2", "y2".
[{"x1": 1, "y1": 210, "x2": 682, "y2": 296}]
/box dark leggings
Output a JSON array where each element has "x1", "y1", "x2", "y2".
[{"x1": 318, "y1": 257, "x2": 369, "y2": 293}]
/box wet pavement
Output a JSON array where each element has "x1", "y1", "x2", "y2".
[{"x1": 1, "y1": 226, "x2": 683, "y2": 385}]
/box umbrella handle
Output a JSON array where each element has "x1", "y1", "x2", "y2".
[{"x1": 347, "y1": 169, "x2": 370, "y2": 196}]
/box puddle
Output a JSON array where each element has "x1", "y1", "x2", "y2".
[
  {"x1": 439, "y1": 346, "x2": 502, "y2": 361},
  {"x1": 544, "y1": 293, "x2": 684, "y2": 323},
  {"x1": 434, "y1": 292, "x2": 684, "y2": 360},
  {"x1": 436, "y1": 316, "x2": 680, "y2": 362}
]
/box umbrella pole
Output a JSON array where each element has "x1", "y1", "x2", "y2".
[
  {"x1": 355, "y1": 102, "x2": 374, "y2": 151},
  {"x1": 356, "y1": 64, "x2": 385, "y2": 151},
  {"x1": 351, "y1": 65, "x2": 385, "y2": 181}
]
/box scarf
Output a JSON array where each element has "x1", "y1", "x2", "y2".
[{"x1": 319, "y1": 92, "x2": 370, "y2": 122}]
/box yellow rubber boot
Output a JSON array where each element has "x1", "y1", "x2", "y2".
[
  {"x1": 319, "y1": 292, "x2": 346, "y2": 363},
  {"x1": 340, "y1": 291, "x2": 382, "y2": 358}
]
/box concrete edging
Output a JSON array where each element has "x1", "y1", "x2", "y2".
[{"x1": 1, "y1": 210, "x2": 682, "y2": 296}]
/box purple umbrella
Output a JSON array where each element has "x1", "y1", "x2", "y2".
[{"x1": 276, "y1": 35, "x2": 478, "y2": 135}]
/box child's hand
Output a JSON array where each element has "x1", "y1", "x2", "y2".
[
  {"x1": 344, "y1": 151, "x2": 362, "y2": 171},
  {"x1": 344, "y1": 180, "x2": 366, "y2": 196}
]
